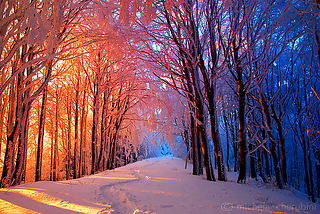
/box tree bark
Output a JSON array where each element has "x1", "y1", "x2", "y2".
[
  {"x1": 183, "y1": 64, "x2": 200, "y2": 175},
  {"x1": 91, "y1": 85, "x2": 99, "y2": 174},
  {"x1": 0, "y1": 96, "x2": 8, "y2": 157},
  {"x1": 298, "y1": 117, "x2": 316, "y2": 202},
  {"x1": 237, "y1": 77, "x2": 247, "y2": 183},
  {"x1": 261, "y1": 129, "x2": 270, "y2": 177},
  {"x1": 36, "y1": 86, "x2": 47, "y2": 182},
  {"x1": 316, "y1": 150, "x2": 320, "y2": 198},
  {"x1": 98, "y1": 92, "x2": 108, "y2": 171},
  {"x1": 80, "y1": 87, "x2": 87, "y2": 176},
  {"x1": 232, "y1": 113, "x2": 238, "y2": 172},
  {"x1": 271, "y1": 109, "x2": 287, "y2": 184},
  {"x1": 207, "y1": 93, "x2": 225, "y2": 181},
  {"x1": 300, "y1": 120, "x2": 312, "y2": 198},
  {"x1": 249, "y1": 143, "x2": 257, "y2": 179},
  {"x1": 194, "y1": 92, "x2": 215, "y2": 181},
  {"x1": 190, "y1": 113, "x2": 200, "y2": 175},
  {"x1": 12, "y1": 77, "x2": 31, "y2": 186},
  {"x1": 109, "y1": 127, "x2": 118, "y2": 170},
  {"x1": 257, "y1": 148, "x2": 267, "y2": 183},
  {"x1": 1, "y1": 75, "x2": 22, "y2": 188},
  {"x1": 260, "y1": 94, "x2": 283, "y2": 189},
  {"x1": 66, "y1": 93, "x2": 72, "y2": 180},
  {"x1": 53, "y1": 90, "x2": 59, "y2": 181},
  {"x1": 196, "y1": 121, "x2": 204, "y2": 175},
  {"x1": 307, "y1": 135, "x2": 315, "y2": 202},
  {"x1": 74, "y1": 79, "x2": 79, "y2": 179},
  {"x1": 223, "y1": 111, "x2": 230, "y2": 172},
  {"x1": 50, "y1": 126, "x2": 54, "y2": 181},
  {"x1": 109, "y1": 117, "x2": 124, "y2": 170}
]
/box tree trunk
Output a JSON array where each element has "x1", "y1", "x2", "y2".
[
  {"x1": 194, "y1": 91, "x2": 215, "y2": 181},
  {"x1": 315, "y1": 148, "x2": 320, "y2": 198},
  {"x1": 316, "y1": 160, "x2": 320, "y2": 198},
  {"x1": 237, "y1": 80, "x2": 247, "y2": 183},
  {"x1": 53, "y1": 92, "x2": 59, "y2": 181},
  {"x1": 190, "y1": 113, "x2": 200, "y2": 175},
  {"x1": 184, "y1": 66, "x2": 200, "y2": 175},
  {"x1": 208, "y1": 100, "x2": 225, "y2": 181},
  {"x1": 36, "y1": 87, "x2": 47, "y2": 182},
  {"x1": 12, "y1": 99, "x2": 31, "y2": 186},
  {"x1": 66, "y1": 93, "x2": 72, "y2": 180},
  {"x1": 196, "y1": 121, "x2": 204, "y2": 175},
  {"x1": 292, "y1": 135, "x2": 299, "y2": 188},
  {"x1": 74, "y1": 79, "x2": 79, "y2": 179},
  {"x1": 249, "y1": 143, "x2": 257, "y2": 179},
  {"x1": 261, "y1": 129, "x2": 270, "y2": 177},
  {"x1": 109, "y1": 127, "x2": 118, "y2": 170},
  {"x1": 91, "y1": 88, "x2": 99, "y2": 174},
  {"x1": 1, "y1": 76, "x2": 22, "y2": 188},
  {"x1": 223, "y1": 111, "x2": 230, "y2": 172},
  {"x1": 188, "y1": 50, "x2": 212, "y2": 180},
  {"x1": 13, "y1": 47, "x2": 37, "y2": 185},
  {"x1": 232, "y1": 115, "x2": 238, "y2": 172},
  {"x1": 80, "y1": 87, "x2": 87, "y2": 176},
  {"x1": 257, "y1": 148, "x2": 267, "y2": 183},
  {"x1": 109, "y1": 104, "x2": 127, "y2": 170},
  {"x1": 272, "y1": 110, "x2": 287, "y2": 184},
  {"x1": 0, "y1": 96, "x2": 8, "y2": 156},
  {"x1": 260, "y1": 94, "x2": 283, "y2": 189},
  {"x1": 317, "y1": 163, "x2": 320, "y2": 198},
  {"x1": 300, "y1": 121, "x2": 311, "y2": 197},
  {"x1": 304, "y1": 78, "x2": 315, "y2": 202},
  {"x1": 109, "y1": 97, "x2": 128, "y2": 170},
  {"x1": 299, "y1": 120, "x2": 316, "y2": 202},
  {"x1": 270, "y1": 137, "x2": 283, "y2": 189},
  {"x1": 98, "y1": 92, "x2": 108, "y2": 171},
  {"x1": 50, "y1": 125, "x2": 54, "y2": 181},
  {"x1": 204, "y1": 1, "x2": 226, "y2": 181},
  {"x1": 307, "y1": 136, "x2": 315, "y2": 202},
  {"x1": 189, "y1": 0, "x2": 215, "y2": 181}
]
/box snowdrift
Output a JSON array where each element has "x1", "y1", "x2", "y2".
[{"x1": 0, "y1": 157, "x2": 318, "y2": 214}]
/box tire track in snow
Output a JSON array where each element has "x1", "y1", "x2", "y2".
[{"x1": 99, "y1": 162, "x2": 159, "y2": 213}]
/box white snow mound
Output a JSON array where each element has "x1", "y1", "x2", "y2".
[{"x1": 0, "y1": 157, "x2": 318, "y2": 214}]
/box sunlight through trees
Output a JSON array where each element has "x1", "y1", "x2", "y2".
[{"x1": 0, "y1": 0, "x2": 319, "y2": 203}]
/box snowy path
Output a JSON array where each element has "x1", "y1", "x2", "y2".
[{"x1": 0, "y1": 157, "x2": 318, "y2": 214}]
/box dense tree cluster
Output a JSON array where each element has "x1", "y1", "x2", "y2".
[
  {"x1": 0, "y1": 0, "x2": 319, "y2": 203},
  {"x1": 135, "y1": 0, "x2": 320, "y2": 202}
]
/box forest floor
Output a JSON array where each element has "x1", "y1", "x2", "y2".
[{"x1": 0, "y1": 156, "x2": 318, "y2": 214}]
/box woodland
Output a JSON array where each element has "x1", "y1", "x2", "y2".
[{"x1": 0, "y1": 0, "x2": 319, "y2": 205}]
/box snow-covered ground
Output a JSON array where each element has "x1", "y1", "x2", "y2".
[{"x1": 0, "y1": 157, "x2": 318, "y2": 214}]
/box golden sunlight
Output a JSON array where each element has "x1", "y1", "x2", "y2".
[
  {"x1": 0, "y1": 199, "x2": 40, "y2": 214},
  {"x1": 0, "y1": 188, "x2": 111, "y2": 214}
]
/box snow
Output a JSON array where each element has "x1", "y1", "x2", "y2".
[{"x1": 0, "y1": 157, "x2": 318, "y2": 214}]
